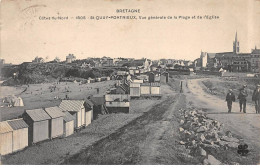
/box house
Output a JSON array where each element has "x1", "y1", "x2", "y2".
[
  {"x1": 7, "y1": 118, "x2": 29, "y2": 153},
  {"x1": 101, "y1": 57, "x2": 114, "y2": 67},
  {"x1": 44, "y1": 106, "x2": 65, "y2": 139},
  {"x1": 95, "y1": 77, "x2": 101, "y2": 82},
  {"x1": 89, "y1": 96, "x2": 106, "y2": 119},
  {"x1": 101, "y1": 77, "x2": 107, "y2": 81},
  {"x1": 130, "y1": 82, "x2": 141, "y2": 97},
  {"x1": 0, "y1": 121, "x2": 13, "y2": 155},
  {"x1": 160, "y1": 72, "x2": 169, "y2": 83},
  {"x1": 105, "y1": 94, "x2": 130, "y2": 113},
  {"x1": 131, "y1": 58, "x2": 151, "y2": 72},
  {"x1": 66, "y1": 54, "x2": 76, "y2": 63},
  {"x1": 23, "y1": 108, "x2": 51, "y2": 145},
  {"x1": 250, "y1": 47, "x2": 260, "y2": 73},
  {"x1": 63, "y1": 111, "x2": 75, "y2": 137},
  {"x1": 32, "y1": 56, "x2": 44, "y2": 63},
  {"x1": 59, "y1": 100, "x2": 85, "y2": 129}
]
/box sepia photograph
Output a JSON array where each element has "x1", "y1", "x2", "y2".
[{"x1": 0, "y1": 0, "x2": 260, "y2": 165}]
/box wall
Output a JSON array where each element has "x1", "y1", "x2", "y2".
[
  {"x1": 105, "y1": 94, "x2": 130, "y2": 102},
  {"x1": 151, "y1": 86, "x2": 160, "y2": 95},
  {"x1": 196, "y1": 71, "x2": 222, "y2": 76},
  {"x1": 130, "y1": 87, "x2": 140, "y2": 97},
  {"x1": 33, "y1": 120, "x2": 49, "y2": 143},
  {"x1": 0, "y1": 131, "x2": 13, "y2": 155},
  {"x1": 221, "y1": 72, "x2": 255, "y2": 77},
  {"x1": 64, "y1": 120, "x2": 74, "y2": 137},
  {"x1": 140, "y1": 86, "x2": 150, "y2": 95},
  {"x1": 50, "y1": 117, "x2": 63, "y2": 138},
  {"x1": 85, "y1": 110, "x2": 92, "y2": 127},
  {"x1": 12, "y1": 128, "x2": 28, "y2": 152},
  {"x1": 106, "y1": 107, "x2": 129, "y2": 114},
  {"x1": 105, "y1": 101, "x2": 130, "y2": 107}
]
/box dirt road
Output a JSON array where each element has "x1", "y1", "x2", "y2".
[
  {"x1": 183, "y1": 78, "x2": 260, "y2": 163},
  {"x1": 63, "y1": 80, "x2": 203, "y2": 164}
]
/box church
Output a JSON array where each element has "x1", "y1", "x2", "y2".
[{"x1": 195, "y1": 32, "x2": 260, "y2": 73}]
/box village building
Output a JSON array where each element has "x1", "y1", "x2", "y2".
[
  {"x1": 32, "y1": 56, "x2": 44, "y2": 63},
  {"x1": 250, "y1": 47, "x2": 260, "y2": 73},
  {"x1": 0, "y1": 121, "x2": 13, "y2": 155},
  {"x1": 23, "y1": 108, "x2": 51, "y2": 145},
  {"x1": 44, "y1": 106, "x2": 65, "y2": 139},
  {"x1": 130, "y1": 58, "x2": 152, "y2": 73},
  {"x1": 101, "y1": 57, "x2": 114, "y2": 67},
  {"x1": 63, "y1": 111, "x2": 75, "y2": 137},
  {"x1": 105, "y1": 94, "x2": 130, "y2": 113},
  {"x1": 59, "y1": 100, "x2": 86, "y2": 129},
  {"x1": 7, "y1": 119, "x2": 29, "y2": 153},
  {"x1": 195, "y1": 32, "x2": 259, "y2": 73},
  {"x1": 66, "y1": 54, "x2": 76, "y2": 63}
]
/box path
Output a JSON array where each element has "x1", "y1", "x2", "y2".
[{"x1": 183, "y1": 78, "x2": 260, "y2": 162}]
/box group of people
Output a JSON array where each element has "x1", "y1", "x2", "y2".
[{"x1": 226, "y1": 84, "x2": 260, "y2": 113}]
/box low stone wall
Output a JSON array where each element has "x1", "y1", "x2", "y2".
[{"x1": 196, "y1": 71, "x2": 222, "y2": 76}]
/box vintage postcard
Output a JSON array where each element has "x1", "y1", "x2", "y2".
[{"x1": 0, "y1": 0, "x2": 260, "y2": 165}]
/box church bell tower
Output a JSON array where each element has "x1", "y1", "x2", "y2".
[{"x1": 233, "y1": 31, "x2": 240, "y2": 53}]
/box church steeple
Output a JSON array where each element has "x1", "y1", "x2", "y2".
[{"x1": 233, "y1": 31, "x2": 239, "y2": 53}]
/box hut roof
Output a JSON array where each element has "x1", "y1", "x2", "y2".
[
  {"x1": 25, "y1": 108, "x2": 51, "y2": 122},
  {"x1": 44, "y1": 106, "x2": 65, "y2": 119},
  {"x1": 0, "y1": 121, "x2": 13, "y2": 134},
  {"x1": 89, "y1": 96, "x2": 105, "y2": 106},
  {"x1": 7, "y1": 118, "x2": 28, "y2": 130},
  {"x1": 63, "y1": 111, "x2": 75, "y2": 122},
  {"x1": 59, "y1": 100, "x2": 85, "y2": 112}
]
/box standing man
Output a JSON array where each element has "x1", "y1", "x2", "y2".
[
  {"x1": 226, "y1": 89, "x2": 236, "y2": 113},
  {"x1": 252, "y1": 84, "x2": 260, "y2": 114},
  {"x1": 238, "y1": 85, "x2": 248, "y2": 113},
  {"x1": 180, "y1": 80, "x2": 183, "y2": 93}
]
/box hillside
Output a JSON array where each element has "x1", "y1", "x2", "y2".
[{"x1": 0, "y1": 62, "x2": 117, "y2": 86}]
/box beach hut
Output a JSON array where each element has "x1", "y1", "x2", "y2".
[
  {"x1": 89, "y1": 96, "x2": 106, "y2": 120},
  {"x1": 23, "y1": 108, "x2": 51, "y2": 145},
  {"x1": 44, "y1": 107, "x2": 65, "y2": 139},
  {"x1": 0, "y1": 121, "x2": 13, "y2": 155},
  {"x1": 59, "y1": 100, "x2": 85, "y2": 129},
  {"x1": 130, "y1": 83, "x2": 141, "y2": 97},
  {"x1": 63, "y1": 111, "x2": 75, "y2": 137},
  {"x1": 85, "y1": 99, "x2": 94, "y2": 121},
  {"x1": 7, "y1": 118, "x2": 28, "y2": 153}
]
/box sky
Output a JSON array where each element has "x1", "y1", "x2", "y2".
[{"x1": 1, "y1": 0, "x2": 260, "y2": 64}]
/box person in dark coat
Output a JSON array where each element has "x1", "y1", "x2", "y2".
[
  {"x1": 238, "y1": 85, "x2": 248, "y2": 113},
  {"x1": 252, "y1": 84, "x2": 260, "y2": 114},
  {"x1": 226, "y1": 89, "x2": 236, "y2": 113}
]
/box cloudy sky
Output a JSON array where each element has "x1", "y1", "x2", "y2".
[{"x1": 1, "y1": 0, "x2": 260, "y2": 64}]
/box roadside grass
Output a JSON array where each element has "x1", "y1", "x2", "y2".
[{"x1": 201, "y1": 78, "x2": 258, "y2": 105}]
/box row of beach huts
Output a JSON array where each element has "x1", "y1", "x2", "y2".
[
  {"x1": 0, "y1": 71, "x2": 169, "y2": 156},
  {"x1": 0, "y1": 100, "x2": 93, "y2": 156}
]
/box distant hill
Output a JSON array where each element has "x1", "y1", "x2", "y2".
[{"x1": 0, "y1": 62, "x2": 117, "y2": 86}]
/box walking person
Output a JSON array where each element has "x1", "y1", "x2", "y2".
[
  {"x1": 252, "y1": 84, "x2": 260, "y2": 114},
  {"x1": 238, "y1": 85, "x2": 248, "y2": 113},
  {"x1": 226, "y1": 89, "x2": 235, "y2": 113}
]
